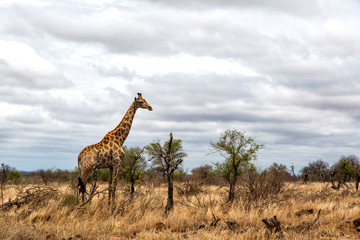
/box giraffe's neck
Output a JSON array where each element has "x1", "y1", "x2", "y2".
[{"x1": 109, "y1": 102, "x2": 137, "y2": 146}]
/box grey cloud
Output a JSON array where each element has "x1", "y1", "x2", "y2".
[
  {"x1": 127, "y1": 72, "x2": 262, "y2": 105},
  {"x1": 1, "y1": 1, "x2": 360, "y2": 172},
  {"x1": 0, "y1": 87, "x2": 125, "y2": 125},
  {"x1": 8, "y1": 4, "x2": 270, "y2": 59},
  {"x1": 6, "y1": 110, "x2": 44, "y2": 124},
  {"x1": 13, "y1": 6, "x2": 174, "y2": 55}
]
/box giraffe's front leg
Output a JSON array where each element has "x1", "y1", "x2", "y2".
[
  {"x1": 111, "y1": 164, "x2": 119, "y2": 205},
  {"x1": 108, "y1": 166, "x2": 113, "y2": 206},
  {"x1": 110, "y1": 148, "x2": 124, "y2": 206}
]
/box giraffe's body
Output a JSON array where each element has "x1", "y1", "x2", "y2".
[{"x1": 78, "y1": 93, "x2": 152, "y2": 203}]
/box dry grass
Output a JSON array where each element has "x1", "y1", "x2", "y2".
[{"x1": 1, "y1": 182, "x2": 360, "y2": 239}]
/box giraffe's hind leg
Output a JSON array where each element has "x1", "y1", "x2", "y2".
[{"x1": 108, "y1": 166, "x2": 113, "y2": 206}]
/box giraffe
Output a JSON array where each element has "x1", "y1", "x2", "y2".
[{"x1": 77, "y1": 93, "x2": 152, "y2": 204}]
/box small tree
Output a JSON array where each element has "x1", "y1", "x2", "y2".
[
  {"x1": 339, "y1": 156, "x2": 357, "y2": 182},
  {"x1": 331, "y1": 155, "x2": 360, "y2": 182},
  {"x1": 210, "y1": 129, "x2": 264, "y2": 202},
  {"x1": 121, "y1": 146, "x2": 147, "y2": 195},
  {"x1": 300, "y1": 159, "x2": 330, "y2": 182},
  {"x1": 146, "y1": 133, "x2": 187, "y2": 214}
]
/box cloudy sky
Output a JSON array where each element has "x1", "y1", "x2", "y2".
[{"x1": 1, "y1": 0, "x2": 360, "y2": 172}]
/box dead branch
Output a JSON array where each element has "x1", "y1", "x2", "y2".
[
  {"x1": 312, "y1": 209, "x2": 321, "y2": 225},
  {"x1": 286, "y1": 209, "x2": 321, "y2": 233},
  {"x1": 295, "y1": 209, "x2": 314, "y2": 217},
  {"x1": 262, "y1": 215, "x2": 282, "y2": 233},
  {"x1": 342, "y1": 181, "x2": 355, "y2": 193},
  {"x1": 0, "y1": 187, "x2": 60, "y2": 211},
  {"x1": 224, "y1": 220, "x2": 239, "y2": 230},
  {"x1": 78, "y1": 189, "x2": 109, "y2": 208},
  {"x1": 210, "y1": 213, "x2": 221, "y2": 227}
]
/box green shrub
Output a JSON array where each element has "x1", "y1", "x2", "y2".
[
  {"x1": 9, "y1": 171, "x2": 22, "y2": 184},
  {"x1": 62, "y1": 193, "x2": 79, "y2": 206}
]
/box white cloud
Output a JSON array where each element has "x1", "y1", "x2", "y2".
[
  {"x1": 0, "y1": 0, "x2": 48, "y2": 7},
  {"x1": 0, "y1": 40, "x2": 72, "y2": 89}
]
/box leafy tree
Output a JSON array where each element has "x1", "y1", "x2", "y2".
[
  {"x1": 121, "y1": 146, "x2": 147, "y2": 195},
  {"x1": 146, "y1": 133, "x2": 187, "y2": 214},
  {"x1": 210, "y1": 129, "x2": 264, "y2": 202},
  {"x1": 337, "y1": 155, "x2": 359, "y2": 182}
]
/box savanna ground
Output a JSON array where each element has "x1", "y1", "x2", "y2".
[{"x1": 1, "y1": 181, "x2": 360, "y2": 240}]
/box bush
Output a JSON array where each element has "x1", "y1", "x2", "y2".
[
  {"x1": 62, "y1": 193, "x2": 79, "y2": 206},
  {"x1": 190, "y1": 165, "x2": 220, "y2": 185},
  {"x1": 239, "y1": 165, "x2": 288, "y2": 206},
  {"x1": 9, "y1": 171, "x2": 22, "y2": 184},
  {"x1": 300, "y1": 159, "x2": 330, "y2": 182},
  {"x1": 97, "y1": 169, "x2": 110, "y2": 182},
  {"x1": 176, "y1": 180, "x2": 203, "y2": 196}
]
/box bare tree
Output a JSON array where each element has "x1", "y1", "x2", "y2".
[{"x1": 146, "y1": 133, "x2": 187, "y2": 214}]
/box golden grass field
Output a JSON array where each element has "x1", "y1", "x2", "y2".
[{"x1": 1, "y1": 181, "x2": 360, "y2": 240}]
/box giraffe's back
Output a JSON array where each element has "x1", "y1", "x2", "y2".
[{"x1": 78, "y1": 142, "x2": 102, "y2": 175}]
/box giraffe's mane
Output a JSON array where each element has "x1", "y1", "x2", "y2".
[{"x1": 106, "y1": 101, "x2": 135, "y2": 136}]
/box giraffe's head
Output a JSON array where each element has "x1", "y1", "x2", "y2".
[{"x1": 134, "y1": 93, "x2": 153, "y2": 111}]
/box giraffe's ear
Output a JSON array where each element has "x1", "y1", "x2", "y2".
[{"x1": 134, "y1": 97, "x2": 137, "y2": 101}]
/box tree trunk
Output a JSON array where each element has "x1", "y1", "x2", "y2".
[
  {"x1": 165, "y1": 174, "x2": 174, "y2": 215},
  {"x1": 228, "y1": 175, "x2": 237, "y2": 202},
  {"x1": 130, "y1": 180, "x2": 135, "y2": 195}
]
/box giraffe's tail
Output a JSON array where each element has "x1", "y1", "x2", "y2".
[
  {"x1": 77, "y1": 176, "x2": 86, "y2": 194},
  {"x1": 77, "y1": 155, "x2": 86, "y2": 194},
  {"x1": 77, "y1": 155, "x2": 81, "y2": 176}
]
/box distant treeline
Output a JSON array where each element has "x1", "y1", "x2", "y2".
[{"x1": 1, "y1": 154, "x2": 359, "y2": 186}]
